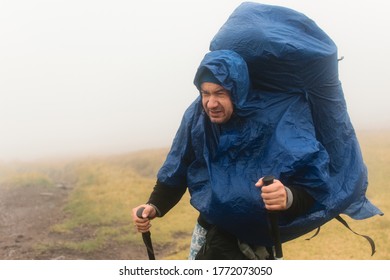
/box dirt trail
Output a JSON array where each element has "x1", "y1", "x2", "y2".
[
  {"x1": 0, "y1": 184, "x2": 149, "y2": 260},
  {"x1": 0, "y1": 184, "x2": 70, "y2": 259}
]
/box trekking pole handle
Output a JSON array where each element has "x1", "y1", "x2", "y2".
[
  {"x1": 135, "y1": 206, "x2": 156, "y2": 260},
  {"x1": 263, "y1": 175, "x2": 283, "y2": 260},
  {"x1": 262, "y1": 175, "x2": 275, "y2": 188},
  {"x1": 136, "y1": 207, "x2": 147, "y2": 219}
]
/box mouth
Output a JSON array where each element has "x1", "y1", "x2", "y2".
[
  {"x1": 209, "y1": 110, "x2": 223, "y2": 117},
  {"x1": 207, "y1": 109, "x2": 229, "y2": 123}
]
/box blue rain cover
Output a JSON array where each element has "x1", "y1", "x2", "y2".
[{"x1": 157, "y1": 2, "x2": 382, "y2": 246}]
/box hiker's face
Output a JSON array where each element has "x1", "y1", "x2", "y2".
[{"x1": 201, "y1": 82, "x2": 233, "y2": 124}]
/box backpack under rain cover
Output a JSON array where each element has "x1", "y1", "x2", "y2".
[
  {"x1": 209, "y1": 1, "x2": 382, "y2": 228},
  {"x1": 157, "y1": 2, "x2": 382, "y2": 246}
]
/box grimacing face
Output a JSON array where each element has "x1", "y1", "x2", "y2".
[{"x1": 200, "y1": 82, "x2": 234, "y2": 124}]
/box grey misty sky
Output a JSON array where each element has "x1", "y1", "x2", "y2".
[{"x1": 0, "y1": 0, "x2": 389, "y2": 161}]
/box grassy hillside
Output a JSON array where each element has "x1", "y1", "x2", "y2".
[
  {"x1": 0, "y1": 148, "x2": 198, "y2": 259},
  {"x1": 0, "y1": 131, "x2": 388, "y2": 260}
]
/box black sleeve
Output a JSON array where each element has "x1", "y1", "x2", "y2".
[
  {"x1": 146, "y1": 180, "x2": 187, "y2": 217},
  {"x1": 283, "y1": 186, "x2": 315, "y2": 219}
]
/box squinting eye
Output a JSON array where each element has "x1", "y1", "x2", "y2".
[{"x1": 217, "y1": 91, "x2": 229, "y2": 97}]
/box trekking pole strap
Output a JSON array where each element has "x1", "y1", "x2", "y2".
[{"x1": 335, "y1": 215, "x2": 376, "y2": 256}]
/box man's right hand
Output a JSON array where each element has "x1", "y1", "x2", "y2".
[{"x1": 132, "y1": 204, "x2": 157, "y2": 233}]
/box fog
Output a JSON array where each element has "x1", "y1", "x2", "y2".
[{"x1": 1, "y1": 0, "x2": 389, "y2": 161}]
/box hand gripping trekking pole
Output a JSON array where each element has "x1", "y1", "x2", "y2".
[
  {"x1": 263, "y1": 175, "x2": 283, "y2": 260},
  {"x1": 136, "y1": 207, "x2": 156, "y2": 260}
]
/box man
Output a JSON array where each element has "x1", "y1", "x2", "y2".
[{"x1": 133, "y1": 50, "x2": 318, "y2": 259}]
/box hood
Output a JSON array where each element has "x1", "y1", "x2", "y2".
[{"x1": 193, "y1": 50, "x2": 254, "y2": 118}]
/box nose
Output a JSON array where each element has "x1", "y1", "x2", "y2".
[{"x1": 207, "y1": 95, "x2": 219, "y2": 109}]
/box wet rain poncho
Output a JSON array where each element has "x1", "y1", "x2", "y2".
[{"x1": 157, "y1": 2, "x2": 382, "y2": 246}]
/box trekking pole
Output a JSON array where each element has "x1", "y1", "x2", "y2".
[
  {"x1": 263, "y1": 175, "x2": 283, "y2": 260},
  {"x1": 136, "y1": 207, "x2": 156, "y2": 260}
]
